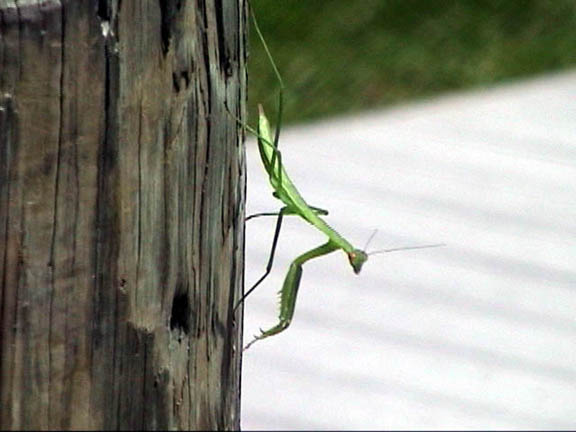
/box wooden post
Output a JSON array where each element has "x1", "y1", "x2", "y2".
[{"x1": 0, "y1": 0, "x2": 246, "y2": 429}]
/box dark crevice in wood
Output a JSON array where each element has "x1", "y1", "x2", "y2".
[
  {"x1": 215, "y1": 1, "x2": 231, "y2": 78},
  {"x1": 97, "y1": 0, "x2": 110, "y2": 22},
  {"x1": 159, "y1": 0, "x2": 181, "y2": 55},
  {"x1": 172, "y1": 69, "x2": 190, "y2": 93},
  {"x1": 0, "y1": 95, "x2": 15, "y2": 419},
  {"x1": 135, "y1": 96, "x2": 143, "y2": 309},
  {"x1": 47, "y1": 5, "x2": 66, "y2": 425},
  {"x1": 170, "y1": 290, "x2": 191, "y2": 335},
  {"x1": 141, "y1": 337, "x2": 149, "y2": 427}
]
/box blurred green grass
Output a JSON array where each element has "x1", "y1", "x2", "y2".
[{"x1": 248, "y1": 0, "x2": 576, "y2": 125}]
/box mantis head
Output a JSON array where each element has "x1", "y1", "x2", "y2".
[{"x1": 348, "y1": 249, "x2": 368, "y2": 274}]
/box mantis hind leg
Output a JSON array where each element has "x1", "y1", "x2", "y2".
[{"x1": 244, "y1": 241, "x2": 339, "y2": 350}]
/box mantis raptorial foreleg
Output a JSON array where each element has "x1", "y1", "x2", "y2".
[{"x1": 243, "y1": 241, "x2": 340, "y2": 351}]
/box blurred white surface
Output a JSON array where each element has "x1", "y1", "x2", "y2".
[{"x1": 240, "y1": 71, "x2": 576, "y2": 430}]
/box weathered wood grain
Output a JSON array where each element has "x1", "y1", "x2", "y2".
[{"x1": 0, "y1": 0, "x2": 246, "y2": 429}]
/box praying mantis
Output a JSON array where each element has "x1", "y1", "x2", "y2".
[{"x1": 238, "y1": 6, "x2": 443, "y2": 350}]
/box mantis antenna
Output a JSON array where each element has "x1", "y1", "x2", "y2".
[
  {"x1": 363, "y1": 229, "x2": 379, "y2": 252},
  {"x1": 368, "y1": 243, "x2": 446, "y2": 256},
  {"x1": 362, "y1": 229, "x2": 445, "y2": 256}
]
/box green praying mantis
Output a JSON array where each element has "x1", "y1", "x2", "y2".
[{"x1": 237, "y1": 6, "x2": 443, "y2": 351}]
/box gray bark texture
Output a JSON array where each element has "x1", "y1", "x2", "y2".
[{"x1": 0, "y1": 0, "x2": 246, "y2": 429}]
